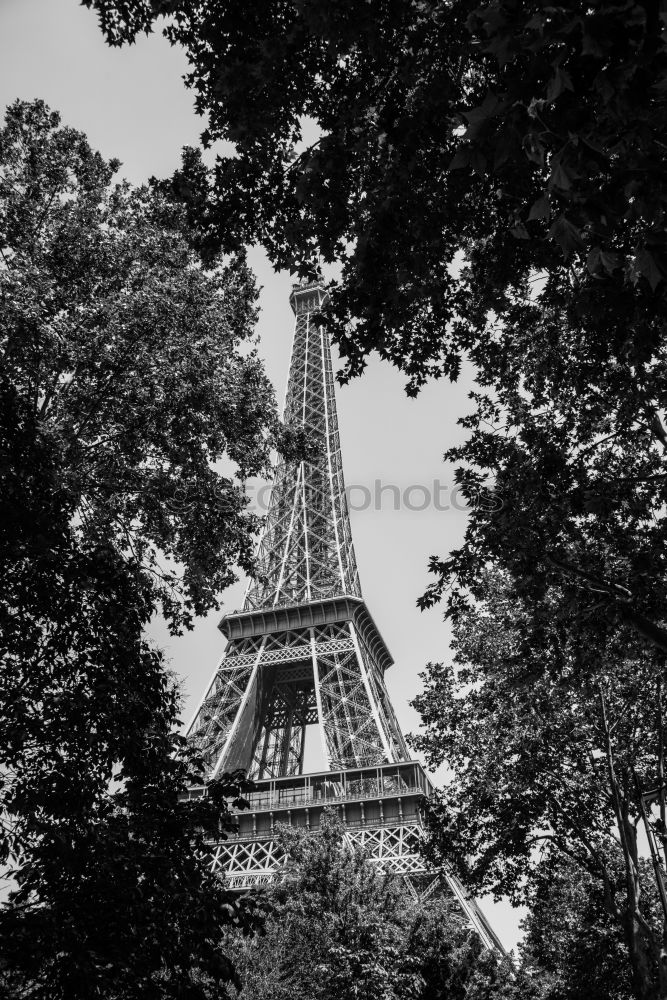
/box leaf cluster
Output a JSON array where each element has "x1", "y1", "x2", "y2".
[
  {"x1": 411, "y1": 568, "x2": 666, "y2": 998},
  {"x1": 84, "y1": 0, "x2": 667, "y2": 392},
  {"x1": 519, "y1": 849, "x2": 633, "y2": 1000},
  {"x1": 1, "y1": 97, "x2": 280, "y2": 632}
]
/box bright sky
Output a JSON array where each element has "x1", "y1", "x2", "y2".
[{"x1": 0, "y1": 0, "x2": 523, "y2": 950}]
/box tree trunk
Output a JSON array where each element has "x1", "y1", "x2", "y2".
[
  {"x1": 660, "y1": 925, "x2": 667, "y2": 1000},
  {"x1": 624, "y1": 908, "x2": 661, "y2": 1000},
  {"x1": 600, "y1": 690, "x2": 661, "y2": 999}
]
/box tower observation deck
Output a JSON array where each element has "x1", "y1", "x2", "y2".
[{"x1": 185, "y1": 278, "x2": 502, "y2": 951}]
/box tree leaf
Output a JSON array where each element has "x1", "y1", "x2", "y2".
[
  {"x1": 528, "y1": 194, "x2": 551, "y2": 221},
  {"x1": 635, "y1": 249, "x2": 665, "y2": 291},
  {"x1": 549, "y1": 214, "x2": 584, "y2": 257}
]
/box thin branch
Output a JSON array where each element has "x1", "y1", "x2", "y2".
[
  {"x1": 658, "y1": 676, "x2": 667, "y2": 871},
  {"x1": 548, "y1": 555, "x2": 667, "y2": 655}
]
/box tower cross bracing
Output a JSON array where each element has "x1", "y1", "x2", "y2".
[{"x1": 186, "y1": 278, "x2": 503, "y2": 954}]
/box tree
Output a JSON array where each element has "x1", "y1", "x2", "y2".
[
  {"x1": 412, "y1": 568, "x2": 667, "y2": 1000},
  {"x1": 0, "y1": 96, "x2": 285, "y2": 629},
  {"x1": 518, "y1": 848, "x2": 634, "y2": 1000},
  {"x1": 227, "y1": 815, "x2": 421, "y2": 1000},
  {"x1": 85, "y1": 0, "x2": 666, "y2": 390},
  {"x1": 82, "y1": 0, "x2": 667, "y2": 380},
  {"x1": 224, "y1": 813, "x2": 514, "y2": 1000},
  {"x1": 416, "y1": 246, "x2": 667, "y2": 657},
  {"x1": 0, "y1": 98, "x2": 282, "y2": 996},
  {"x1": 405, "y1": 895, "x2": 524, "y2": 1000}
]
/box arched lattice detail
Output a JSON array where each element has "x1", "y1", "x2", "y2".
[
  {"x1": 188, "y1": 634, "x2": 263, "y2": 774},
  {"x1": 207, "y1": 822, "x2": 502, "y2": 953}
]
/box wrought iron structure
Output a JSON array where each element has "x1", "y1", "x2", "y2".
[{"x1": 186, "y1": 278, "x2": 502, "y2": 952}]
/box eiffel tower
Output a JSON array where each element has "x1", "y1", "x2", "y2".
[{"x1": 186, "y1": 277, "x2": 501, "y2": 950}]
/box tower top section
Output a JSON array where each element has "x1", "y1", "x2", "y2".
[
  {"x1": 243, "y1": 276, "x2": 360, "y2": 612},
  {"x1": 289, "y1": 276, "x2": 327, "y2": 315}
]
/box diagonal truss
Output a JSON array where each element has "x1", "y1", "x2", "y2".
[{"x1": 188, "y1": 615, "x2": 409, "y2": 779}]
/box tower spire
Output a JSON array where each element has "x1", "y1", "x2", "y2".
[{"x1": 244, "y1": 278, "x2": 360, "y2": 611}]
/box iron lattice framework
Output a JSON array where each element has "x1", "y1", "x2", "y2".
[
  {"x1": 186, "y1": 279, "x2": 502, "y2": 953},
  {"x1": 188, "y1": 281, "x2": 408, "y2": 780},
  {"x1": 245, "y1": 281, "x2": 360, "y2": 611}
]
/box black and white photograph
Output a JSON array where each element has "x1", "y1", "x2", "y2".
[{"x1": 1, "y1": 2, "x2": 665, "y2": 997}]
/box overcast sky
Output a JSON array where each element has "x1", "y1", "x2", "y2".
[{"x1": 0, "y1": 0, "x2": 522, "y2": 949}]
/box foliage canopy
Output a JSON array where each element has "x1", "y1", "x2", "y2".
[
  {"x1": 0, "y1": 98, "x2": 278, "y2": 998},
  {"x1": 413, "y1": 568, "x2": 667, "y2": 1000},
  {"x1": 86, "y1": 0, "x2": 667, "y2": 382},
  {"x1": 83, "y1": 0, "x2": 667, "y2": 663},
  {"x1": 226, "y1": 814, "x2": 516, "y2": 1000}
]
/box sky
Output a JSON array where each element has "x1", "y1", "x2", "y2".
[{"x1": 0, "y1": 0, "x2": 523, "y2": 950}]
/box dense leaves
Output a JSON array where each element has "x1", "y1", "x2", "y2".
[
  {"x1": 224, "y1": 814, "x2": 514, "y2": 1000},
  {"x1": 85, "y1": 0, "x2": 667, "y2": 375},
  {"x1": 519, "y1": 850, "x2": 634, "y2": 1000},
  {"x1": 82, "y1": 0, "x2": 667, "y2": 664},
  {"x1": 0, "y1": 99, "x2": 279, "y2": 997},
  {"x1": 227, "y1": 815, "x2": 422, "y2": 1000},
  {"x1": 0, "y1": 449, "x2": 257, "y2": 996},
  {"x1": 417, "y1": 243, "x2": 667, "y2": 670},
  {"x1": 412, "y1": 569, "x2": 667, "y2": 1000},
  {"x1": 1, "y1": 96, "x2": 281, "y2": 629}
]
